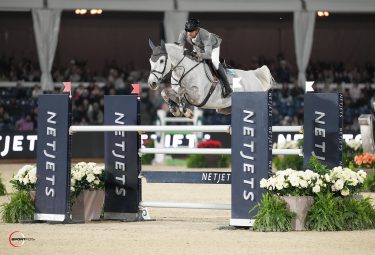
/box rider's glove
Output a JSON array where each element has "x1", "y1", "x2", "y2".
[
  {"x1": 183, "y1": 49, "x2": 190, "y2": 56},
  {"x1": 191, "y1": 52, "x2": 202, "y2": 62}
]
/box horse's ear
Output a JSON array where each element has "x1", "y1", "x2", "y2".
[
  {"x1": 161, "y1": 40, "x2": 166, "y2": 50},
  {"x1": 149, "y1": 39, "x2": 156, "y2": 50}
]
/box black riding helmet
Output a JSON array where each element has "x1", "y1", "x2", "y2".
[{"x1": 185, "y1": 18, "x2": 200, "y2": 32}]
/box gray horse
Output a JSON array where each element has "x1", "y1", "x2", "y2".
[{"x1": 148, "y1": 40, "x2": 273, "y2": 118}]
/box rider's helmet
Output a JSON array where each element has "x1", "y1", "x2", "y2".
[{"x1": 185, "y1": 18, "x2": 200, "y2": 32}]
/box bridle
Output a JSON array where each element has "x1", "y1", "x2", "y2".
[{"x1": 150, "y1": 53, "x2": 170, "y2": 83}]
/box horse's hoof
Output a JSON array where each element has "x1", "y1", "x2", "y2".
[
  {"x1": 171, "y1": 109, "x2": 182, "y2": 117},
  {"x1": 183, "y1": 109, "x2": 194, "y2": 119}
]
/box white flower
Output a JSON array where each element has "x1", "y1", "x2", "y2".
[
  {"x1": 324, "y1": 174, "x2": 330, "y2": 182},
  {"x1": 289, "y1": 175, "x2": 300, "y2": 187},
  {"x1": 312, "y1": 185, "x2": 321, "y2": 193},
  {"x1": 94, "y1": 180, "x2": 100, "y2": 185},
  {"x1": 22, "y1": 177, "x2": 29, "y2": 185},
  {"x1": 93, "y1": 166, "x2": 103, "y2": 175},
  {"x1": 341, "y1": 188, "x2": 350, "y2": 196},
  {"x1": 299, "y1": 180, "x2": 308, "y2": 188},
  {"x1": 346, "y1": 139, "x2": 362, "y2": 151},
  {"x1": 333, "y1": 179, "x2": 344, "y2": 191},
  {"x1": 260, "y1": 178, "x2": 268, "y2": 188},
  {"x1": 86, "y1": 173, "x2": 96, "y2": 183}
]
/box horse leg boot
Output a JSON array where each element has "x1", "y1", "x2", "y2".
[
  {"x1": 180, "y1": 97, "x2": 194, "y2": 119},
  {"x1": 217, "y1": 63, "x2": 233, "y2": 98}
]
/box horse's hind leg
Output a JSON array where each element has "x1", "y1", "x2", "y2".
[{"x1": 161, "y1": 88, "x2": 183, "y2": 117}]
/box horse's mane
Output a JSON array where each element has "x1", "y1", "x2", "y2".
[{"x1": 166, "y1": 42, "x2": 183, "y2": 51}]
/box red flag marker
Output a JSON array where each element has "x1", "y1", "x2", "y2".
[
  {"x1": 131, "y1": 83, "x2": 140, "y2": 95},
  {"x1": 63, "y1": 82, "x2": 72, "y2": 93}
]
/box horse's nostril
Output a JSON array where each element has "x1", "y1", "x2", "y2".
[{"x1": 152, "y1": 82, "x2": 156, "y2": 87}]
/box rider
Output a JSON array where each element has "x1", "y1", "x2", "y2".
[{"x1": 178, "y1": 18, "x2": 233, "y2": 98}]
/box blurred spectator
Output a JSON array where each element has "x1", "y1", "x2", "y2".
[
  {"x1": 0, "y1": 106, "x2": 11, "y2": 130},
  {"x1": 349, "y1": 81, "x2": 361, "y2": 103},
  {"x1": 87, "y1": 102, "x2": 103, "y2": 124},
  {"x1": 31, "y1": 84, "x2": 43, "y2": 98},
  {"x1": 15, "y1": 114, "x2": 34, "y2": 131}
]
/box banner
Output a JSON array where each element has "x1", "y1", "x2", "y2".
[
  {"x1": 303, "y1": 93, "x2": 343, "y2": 168},
  {"x1": 34, "y1": 95, "x2": 71, "y2": 222},
  {"x1": 103, "y1": 95, "x2": 141, "y2": 220},
  {"x1": 230, "y1": 92, "x2": 272, "y2": 227}
]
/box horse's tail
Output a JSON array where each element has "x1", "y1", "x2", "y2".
[{"x1": 254, "y1": 65, "x2": 274, "y2": 91}]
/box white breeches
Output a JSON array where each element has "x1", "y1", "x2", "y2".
[{"x1": 212, "y1": 47, "x2": 220, "y2": 70}]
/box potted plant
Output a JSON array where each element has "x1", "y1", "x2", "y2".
[
  {"x1": 10, "y1": 164, "x2": 37, "y2": 201},
  {"x1": 0, "y1": 165, "x2": 37, "y2": 223},
  {"x1": 1, "y1": 191, "x2": 35, "y2": 223},
  {"x1": 8, "y1": 162, "x2": 105, "y2": 222},
  {"x1": 70, "y1": 162, "x2": 105, "y2": 221},
  {"x1": 260, "y1": 168, "x2": 321, "y2": 230}
]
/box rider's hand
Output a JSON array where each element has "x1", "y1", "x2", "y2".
[
  {"x1": 194, "y1": 53, "x2": 203, "y2": 62},
  {"x1": 190, "y1": 52, "x2": 202, "y2": 62},
  {"x1": 183, "y1": 49, "x2": 190, "y2": 56}
]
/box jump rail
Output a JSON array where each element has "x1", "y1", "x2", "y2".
[
  {"x1": 70, "y1": 125, "x2": 303, "y2": 133},
  {"x1": 139, "y1": 148, "x2": 302, "y2": 155},
  {"x1": 140, "y1": 201, "x2": 231, "y2": 210}
]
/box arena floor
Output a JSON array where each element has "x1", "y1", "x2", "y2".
[{"x1": 1, "y1": 163, "x2": 375, "y2": 255}]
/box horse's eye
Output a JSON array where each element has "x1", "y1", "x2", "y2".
[{"x1": 160, "y1": 59, "x2": 164, "y2": 64}]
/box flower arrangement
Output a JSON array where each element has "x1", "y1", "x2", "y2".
[
  {"x1": 260, "y1": 166, "x2": 366, "y2": 197},
  {"x1": 10, "y1": 165, "x2": 37, "y2": 192},
  {"x1": 70, "y1": 162, "x2": 105, "y2": 197},
  {"x1": 10, "y1": 163, "x2": 105, "y2": 197},
  {"x1": 354, "y1": 153, "x2": 375, "y2": 169},
  {"x1": 187, "y1": 139, "x2": 230, "y2": 168},
  {"x1": 260, "y1": 169, "x2": 323, "y2": 196},
  {"x1": 197, "y1": 139, "x2": 222, "y2": 148},
  {"x1": 325, "y1": 166, "x2": 367, "y2": 196},
  {"x1": 254, "y1": 157, "x2": 375, "y2": 232}
]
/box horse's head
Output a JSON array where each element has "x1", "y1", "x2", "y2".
[{"x1": 148, "y1": 39, "x2": 171, "y2": 90}]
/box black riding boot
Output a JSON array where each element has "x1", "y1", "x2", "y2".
[{"x1": 217, "y1": 63, "x2": 233, "y2": 98}]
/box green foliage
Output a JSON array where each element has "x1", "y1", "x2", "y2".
[
  {"x1": 339, "y1": 197, "x2": 375, "y2": 230},
  {"x1": 252, "y1": 193, "x2": 296, "y2": 232},
  {"x1": 0, "y1": 174, "x2": 6, "y2": 196},
  {"x1": 273, "y1": 155, "x2": 303, "y2": 170},
  {"x1": 217, "y1": 155, "x2": 231, "y2": 168},
  {"x1": 363, "y1": 170, "x2": 375, "y2": 192},
  {"x1": 306, "y1": 156, "x2": 330, "y2": 175},
  {"x1": 1, "y1": 191, "x2": 35, "y2": 223},
  {"x1": 187, "y1": 154, "x2": 207, "y2": 168},
  {"x1": 187, "y1": 154, "x2": 231, "y2": 168},
  {"x1": 306, "y1": 193, "x2": 344, "y2": 231},
  {"x1": 141, "y1": 139, "x2": 155, "y2": 165}
]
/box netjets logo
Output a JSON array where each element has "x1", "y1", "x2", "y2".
[{"x1": 8, "y1": 231, "x2": 35, "y2": 247}]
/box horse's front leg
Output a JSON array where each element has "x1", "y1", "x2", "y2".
[
  {"x1": 175, "y1": 87, "x2": 194, "y2": 119},
  {"x1": 161, "y1": 87, "x2": 183, "y2": 117}
]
